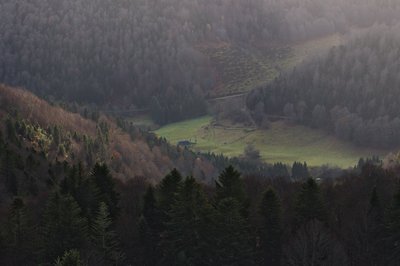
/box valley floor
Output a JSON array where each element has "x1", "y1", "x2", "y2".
[{"x1": 155, "y1": 116, "x2": 387, "y2": 168}]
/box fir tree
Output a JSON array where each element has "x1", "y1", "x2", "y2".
[
  {"x1": 143, "y1": 185, "x2": 157, "y2": 224},
  {"x1": 137, "y1": 216, "x2": 152, "y2": 265},
  {"x1": 61, "y1": 164, "x2": 100, "y2": 224},
  {"x1": 90, "y1": 202, "x2": 124, "y2": 266},
  {"x1": 291, "y1": 162, "x2": 309, "y2": 180},
  {"x1": 162, "y1": 177, "x2": 216, "y2": 265},
  {"x1": 41, "y1": 193, "x2": 89, "y2": 263},
  {"x1": 139, "y1": 185, "x2": 161, "y2": 264},
  {"x1": 271, "y1": 163, "x2": 290, "y2": 178},
  {"x1": 215, "y1": 166, "x2": 245, "y2": 203},
  {"x1": 157, "y1": 168, "x2": 182, "y2": 213},
  {"x1": 294, "y1": 178, "x2": 326, "y2": 227},
  {"x1": 214, "y1": 198, "x2": 254, "y2": 265},
  {"x1": 4, "y1": 198, "x2": 37, "y2": 265},
  {"x1": 259, "y1": 187, "x2": 282, "y2": 266},
  {"x1": 215, "y1": 165, "x2": 248, "y2": 216},
  {"x1": 91, "y1": 163, "x2": 120, "y2": 219}
]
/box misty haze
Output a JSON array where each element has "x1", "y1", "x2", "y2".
[{"x1": 0, "y1": 0, "x2": 400, "y2": 265}]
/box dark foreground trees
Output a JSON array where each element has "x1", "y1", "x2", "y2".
[{"x1": 1, "y1": 162, "x2": 400, "y2": 265}]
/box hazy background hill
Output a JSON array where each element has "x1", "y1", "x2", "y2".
[
  {"x1": 247, "y1": 25, "x2": 400, "y2": 149},
  {"x1": 1, "y1": 0, "x2": 400, "y2": 124}
]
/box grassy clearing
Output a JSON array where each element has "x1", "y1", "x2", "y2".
[
  {"x1": 197, "y1": 34, "x2": 344, "y2": 97},
  {"x1": 154, "y1": 116, "x2": 387, "y2": 168}
]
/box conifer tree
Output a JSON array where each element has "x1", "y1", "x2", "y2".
[
  {"x1": 291, "y1": 162, "x2": 309, "y2": 180},
  {"x1": 8, "y1": 198, "x2": 28, "y2": 247},
  {"x1": 365, "y1": 187, "x2": 385, "y2": 266},
  {"x1": 90, "y1": 202, "x2": 124, "y2": 266},
  {"x1": 4, "y1": 198, "x2": 37, "y2": 265},
  {"x1": 259, "y1": 187, "x2": 282, "y2": 266},
  {"x1": 367, "y1": 187, "x2": 384, "y2": 231},
  {"x1": 294, "y1": 178, "x2": 326, "y2": 227},
  {"x1": 143, "y1": 185, "x2": 157, "y2": 224},
  {"x1": 215, "y1": 198, "x2": 254, "y2": 265},
  {"x1": 144, "y1": 186, "x2": 161, "y2": 247},
  {"x1": 137, "y1": 185, "x2": 163, "y2": 265},
  {"x1": 137, "y1": 216, "x2": 151, "y2": 265},
  {"x1": 386, "y1": 183, "x2": 400, "y2": 264},
  {"x1": 215, "y1": 166, "x2": 245, "y2": 203},
  {"x1": 215, "y1": 165, "x2": 248, "y2": 216},
  {"x1": 91, "y1": 163, "x2": 119, "y2": 219},
  {"x1": 162, "y1": 177, "x2": 216, "y2": 265},
  {"x1": 54, "y1": 249, "x2": 84, "y2": 266},
  {"x1": 61, "y1": 164, "x2": 100, "y2": 223},
  {"x1": 271, "y1": 162, "x2": 290, "y2": 178},
  {"x1": 41, "y1": 193, "x2": 88, "y2": 263},
  {"x1": 157, "y1": 168, "x2": 182, "y2": 213}
]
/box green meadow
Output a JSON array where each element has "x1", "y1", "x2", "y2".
[{"x1": 155, "y1": 116, "x2": 386, "y2": 168}]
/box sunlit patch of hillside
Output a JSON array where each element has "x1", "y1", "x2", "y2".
[
  {"x1": 155, "y1": 116, "x2": 387, "y2": 168},
  {"x1": 197, "y1": 33, "x2": 344, "y2": 98}
]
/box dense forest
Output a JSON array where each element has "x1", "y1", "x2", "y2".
[
  {"x1": 248, "y1": 25, "x2": 400, "y2": 148},
  {"x1": 1, "y1": 0, "x2": 400, "y2": 124},
  {"x1": 1, "y1": 144, "x2": 400, "y2": 265},
  {"x1": 3, "y1": 0, "x2": 400, "y2": 264}
]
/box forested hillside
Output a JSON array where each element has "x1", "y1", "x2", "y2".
[
  {"x1": 3, "y1": 86, "x2": 395, "y2": 265},
  {"x1": 1, "y1": 152, "x2": 400, "y2": 265},
  {"x1": 0, "y1": 84, "x2": 220, "y2": 180},
  {"x1": 4, "y1": 0, "x2": 400, "y2": 264},
  {"x1": 1, "y1": 0, "x2": 400, "y2": 124},
  {"x1": 248, "y1": 25, "x2": 400, "y2": 149}
]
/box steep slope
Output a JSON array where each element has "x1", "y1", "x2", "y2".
[{"x1": 0, "y1": 85, "x2": 216, "y2": 181}]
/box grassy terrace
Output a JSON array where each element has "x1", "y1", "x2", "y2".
[{"x1": 154, "y1": 116, "x2": 387, "y2": 168}]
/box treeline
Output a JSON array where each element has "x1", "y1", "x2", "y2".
[
  {"x1": 248, "y1": 25, "x2": 400, "y2": 148},
  {"x1": 1, "y1": 1, "x2": 400, "y2": 124},
  {"x1": 1, "y1": 156, "x2": 400, "y2": 265}
]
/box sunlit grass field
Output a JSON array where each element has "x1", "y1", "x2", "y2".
[{"x1": 154, "y1": 116, "x2": 387, "y2": 168}]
